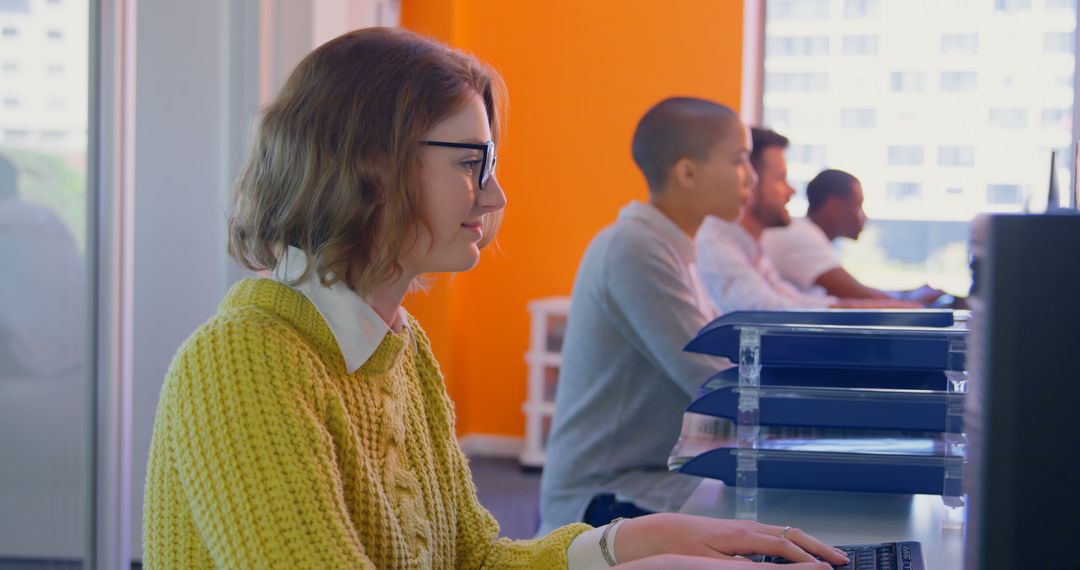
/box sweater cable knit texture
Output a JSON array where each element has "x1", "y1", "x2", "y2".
[{"x1": 143, "y1": 278, "x2": 589, "y2": 568}]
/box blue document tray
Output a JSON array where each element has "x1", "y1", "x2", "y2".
[
  {"x1": 704, "y1": 366, "x2": 948, "y2": 391},
  {"x1": 669, "y1": 434, "x2": 957, "y2": 495},
  {"x1": 685, "y1": 316, "x2": 968, "y2": 371},
  {"x1": 695, "y1": 309, "x2": 959, "y2": 329},
  {"x1": 686, "y1": 383, "x2": 957, "y2": 431}
]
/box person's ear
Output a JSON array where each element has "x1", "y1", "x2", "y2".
[{"x1": 671, "y1": 157, "x2": 696, "y2": 190}]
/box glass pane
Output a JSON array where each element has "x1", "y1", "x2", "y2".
[
  {"x1": 0, "y1": 0, "x2": 90, "y2": 566},
  {"x1": 764, "y1": 0, "x2": 1077, "y2": 295}
]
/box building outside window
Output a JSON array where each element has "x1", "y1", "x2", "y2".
[
  {"x1": 940, "y1": 71, "x2": 978, "y2": 91},
  {"x1": 987, "y1": 183, "x2": 1024, "y2": 204},
  {"x1": 938, "y1": 146, "x2": 976, "y2": 166},
  {"x1": 842, "y1": 34, "x2": 879, "y2": 55},
  {"x1": 761, "y1": 0, "x2": 1078, "y2": 294},
  {"x1": 767, "y1": 71, "x2": 829, "y2": 92},
  {"x1": 886, "y1": 182, "x2": 922, "y2": 202},
  {"x1": 841, "y1": 108, "x2": 877, "y2": 128},
  {"x1": 941, "y1": 33, "x2": 979, "y2": 54},
  {"x1": 768, "y1": 35, "x2": 830, "y2": 56},
  {"x1": 890, "y1": 71, "x2": 927, "y2": 92},
  {"x1": 844, "y1": 0, "x2": 880, "y2": 18},
  {"x1": 888, "y1": 145, "x2": 925, "y2": 166}
]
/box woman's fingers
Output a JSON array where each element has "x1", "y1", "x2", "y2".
[
  {"x1": 709, "y1": 525, "x2": 848, "y2": 567},
  {"x1": 753, "y1": 523, "x2": 849, "y2": 566},
  {"x1": 760, "y1": 563, "x2": 833, "y2": 570},
  {"x1": 617, "y1": 554, "x2": 831, "y2": 569},
  {"x1": 780, "y1": 526, "x2": 849, "y2": 565}
]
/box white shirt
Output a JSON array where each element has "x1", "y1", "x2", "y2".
[
  {"x1": 695, "y1": 216, "x2": 836, "y2": 312},
  {"x1": 272, "y1": 246, "x2": 611, "y2": 569},
  {"x1": 761, "y1": 217, "x2": 842, "y2": 294},
  {"x1": 272, "y1": 246, "x2": 407, "y2": 374}
]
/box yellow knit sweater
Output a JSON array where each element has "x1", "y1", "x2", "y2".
[{"x1": 143, "y1": 278, "x2": 589, "y2": 568}]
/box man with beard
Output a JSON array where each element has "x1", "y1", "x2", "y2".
[{"x1": 695, "y1": 128, "x2": 915, "y2": 313}]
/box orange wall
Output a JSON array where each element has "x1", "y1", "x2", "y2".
[{"x1": 402, "y1": 1, "x2": 746, "y2": 436}]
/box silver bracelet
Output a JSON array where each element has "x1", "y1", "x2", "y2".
[{"x1": 599, "y1": 517, "x2": 627, "y2": 567}]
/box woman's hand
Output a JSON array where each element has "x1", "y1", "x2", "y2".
[
  {"x1": 617, "y1": 554, "x2": 831, "y2": 569},
  {"x1": 613, "y1": 513, "x2": 849, "y2": 567}
]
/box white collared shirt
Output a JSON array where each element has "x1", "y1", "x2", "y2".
[
  {"x1": 761, "y1": 217, "x2": 841, "y2": 294},
  {"x1": 695, "y1": 216, "x2": 836, "y2": 312},
  {"x1": 272, "y1": 246, "x2": 406, "y2": 373}
]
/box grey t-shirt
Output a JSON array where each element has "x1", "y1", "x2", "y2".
[{"x1": 538, "y1": 201, "x2": 732, "y2": 533}]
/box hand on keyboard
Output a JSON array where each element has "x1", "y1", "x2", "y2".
[
  {"x1": 612, "y1": 513, "x2": 850, "y2": 567},
  {"x1": 618, "y1": 553, "x2": 831, "y2": 569},
  {"x1": 763, "y1": 541, "x2": 924, "y2": 570}
]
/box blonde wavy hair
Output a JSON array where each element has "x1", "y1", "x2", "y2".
[{"x1": 228, "y1": 27, "x2": 507, "y2": 295}]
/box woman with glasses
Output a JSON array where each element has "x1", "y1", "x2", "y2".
[{"x1": 141, "y1": 27, "x2": 844, "y2": 569}]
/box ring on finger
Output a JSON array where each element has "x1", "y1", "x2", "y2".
[{"x1": 780, "y1": 525, "x2": 792, "y2": 541}]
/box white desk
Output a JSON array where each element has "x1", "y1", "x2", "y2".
[{"x1": 678, "y1": 480, "x2": 964, "y2": 569}]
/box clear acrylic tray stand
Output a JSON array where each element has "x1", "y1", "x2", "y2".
[{"x1": 731, "y1": 324, "x2": 968, "y2": 532}]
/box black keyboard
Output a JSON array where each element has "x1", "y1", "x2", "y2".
[{"x1": 762, "y1": 540, "x2": 925, "y2": 570}]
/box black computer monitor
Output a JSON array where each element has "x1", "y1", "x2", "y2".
[{"x1": 965, "y1": 213, "x2": 1080, "y2": 570}]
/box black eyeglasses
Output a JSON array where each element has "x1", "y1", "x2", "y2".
[{"x1": 421, "y1": 140, "x2": 497, "y2": 190}]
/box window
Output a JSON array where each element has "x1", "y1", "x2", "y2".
[
  {"x1": 887, "y1": 182, "x2": 922, "y2": 202},
  {"x1": 787, "y1": 144, "x2": 826, "y2": 164},
  {"x1": 0, "y1": 0, "x2": 30, "y2": 13},
  {"x1": 41, "y1": 130, "x2": 66, "y2": 144},
  {"x1": 844, "y1": 0, "x2": 880, "y2": 17},
  {"x1": 842, "y1": 35, "x2": 879, "y2": 55},
  {"x1": 766, "y1": 72, "x2": 828, "y2": 93},
  {"x1": 1045, "y1": 32, "x2": 1074, "y2": 53},
  {"x1": 938, "y1": 146, "x2": 976, "y2": 166},
  {"x1": 940, "y1": 71, "x2": 977, "y2": 91},
  {"x1": 769, "y1": 0, "x2": 830, "y2": 20},
  {"x1": 3, "y1": 127, "x2": 30, "y2": 143},
  {"x1": 888, "y1": 146, "x2": 924, "y2": 166},
  {"x1": 764, "y1": 108, "x2": 790, "y2": 129},
  {"x1": 987, "y1": 184, "x2": 1023, "y2": 204},
  {"x1": 891, "y1": 72, "x2": 926, "y2": 92},
  {"x1": 989, "y1": 108, "x2": 1028, "y2": 128},
  {"x1": 761, "y1": 0, "x2": 1076, "y2": 295},
  {"x1": 941, "y1": 33, "x2": 978, "y2": 54},
  {"x1": 765, "y1": 108, "x2": 828, "y2": 130},
  {"x1": 1, "y1": 0, "x2": 92, "y2": 561},
  {"x1": 996, "y1": 0, "x2": 1032, "y2": 11},
  {"x1": 841, "y1": 108, "x2": 876, "y2": 128},
  {"x1": 1042, "y1": 108, "x2": 1071, "y2": 128},
  {"x1": 767, "y1": 36, "x2": 829, "y2": 56}
]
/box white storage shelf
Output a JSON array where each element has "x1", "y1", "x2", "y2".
[{"x1": 520, "y1": 296, "x2": 570, "y2": 469}]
